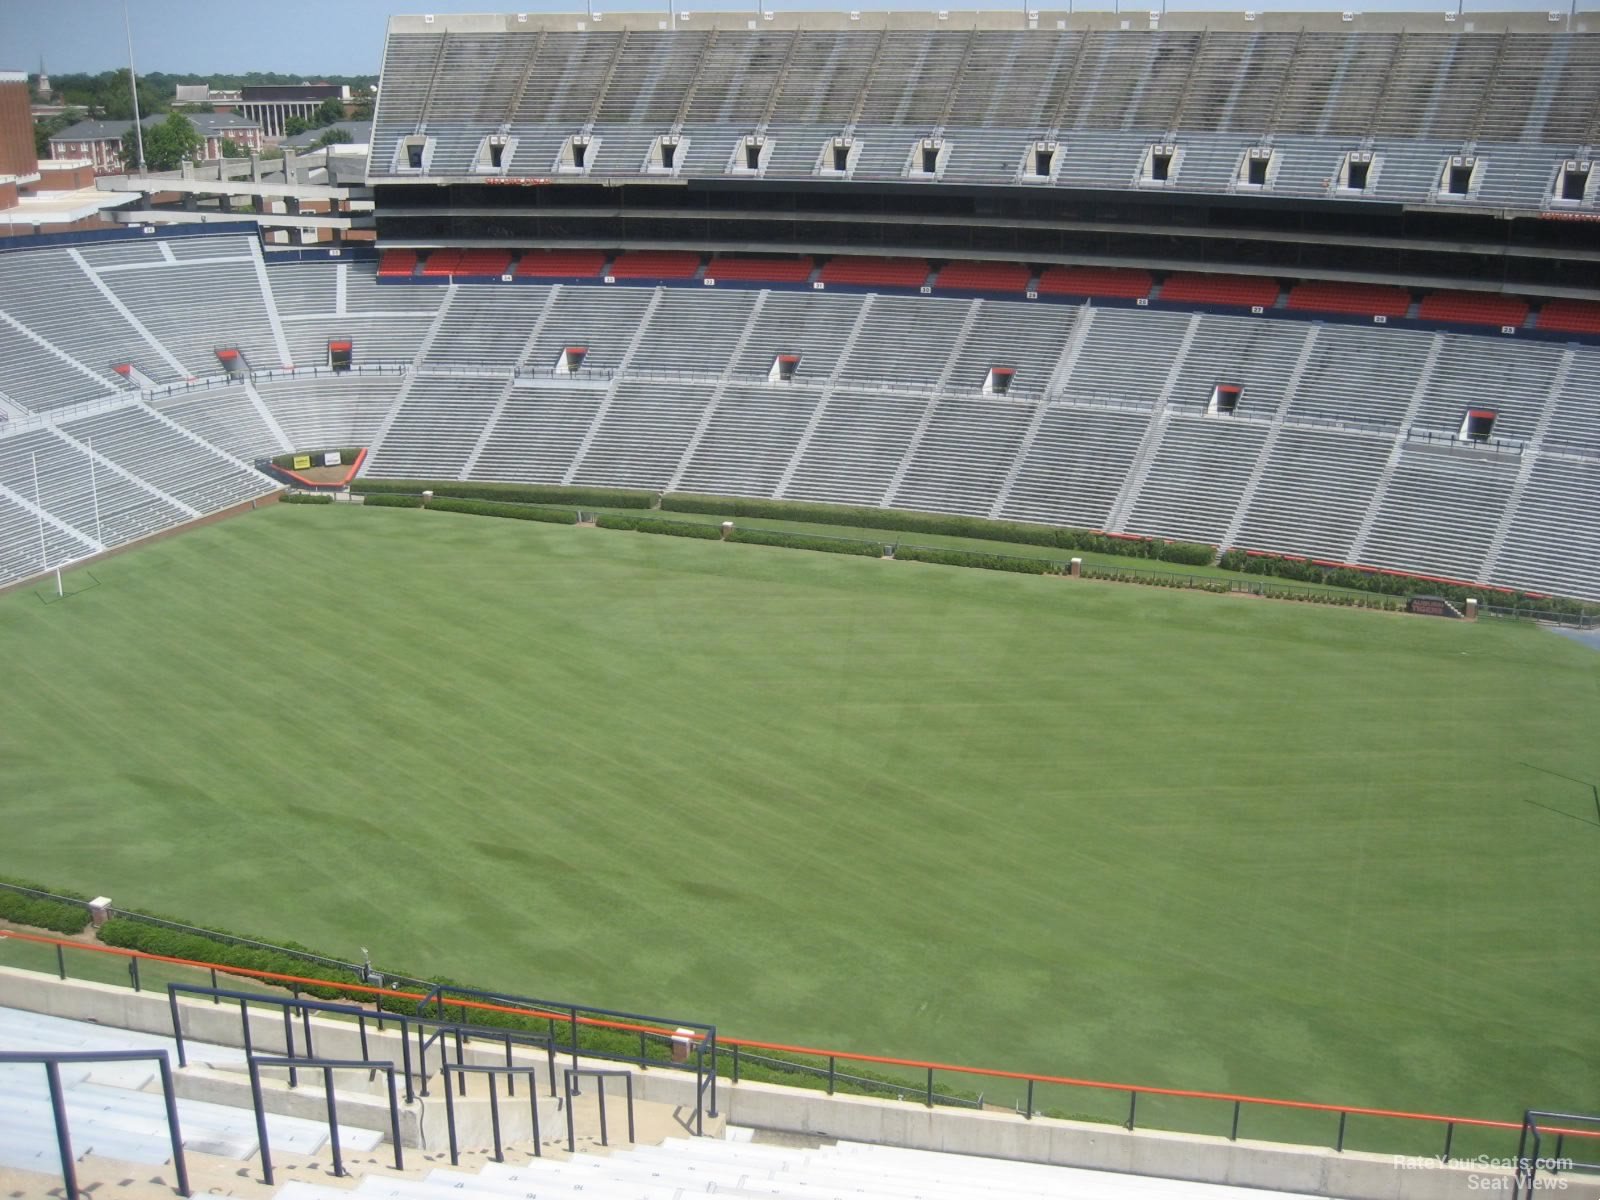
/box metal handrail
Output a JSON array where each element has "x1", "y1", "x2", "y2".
[
  {"x1": 0, "y1": 1049, "x2": 190, "y2": 1200},
  {"x1": 247, "y1": 1055, "x2": 403, "y2": 1185},
  {"x1": 441, "y1": 1062, "x2": 548, "y2": 1164},
  {"x1": 563, "y1": 1067, "x2": 636, "y2": 1153}
]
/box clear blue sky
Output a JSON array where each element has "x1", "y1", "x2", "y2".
[{"x1": 1, "y1": 0, "x2": 1584, "y2": 76}]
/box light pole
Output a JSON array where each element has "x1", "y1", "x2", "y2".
[{"x1": 124, "y1": 0, "x2": 146, "y2": 173}]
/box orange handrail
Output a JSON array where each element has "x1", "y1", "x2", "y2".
[{"x1": 2, "y1": 926, "x2": 1594, "y2": 1142}]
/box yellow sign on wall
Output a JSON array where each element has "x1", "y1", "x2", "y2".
[{"x1": 292, "y1": 455, "x2": 312, "y2": 470}]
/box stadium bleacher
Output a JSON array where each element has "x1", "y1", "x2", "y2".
[
  {"x1": 4, "y1": 234, "x2": 1600, "y2": 603},
  {"x1": 366, "y1": 17, "x2": 1600, "y2": 215}
]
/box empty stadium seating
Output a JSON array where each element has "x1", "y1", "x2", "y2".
[
  {"x1": 366, "y1": 19, "x2": 1600, "y2": 214},
  {"x1": 0, "y1": 1006, "x2": 382, "y2": 1175},
  {"x1": 1417, "y1": 290, "x2": 1531, "y2": 328},
  {"x1": 1159, "y1": 273, "x2": 1281, "y2": 309},
  {"x1": 4, "y1": 230, "x2": 1600, "y2": 604},
  {"x1": 609, "y1": 250, "x2": 702, "y2": 280},
  {"x1": 453, "y1": 249, "x2": 514, "y2": 277},
  {"x1": 1287, "y1": 281, "x2": 1412, "y2": 319},
  {"x1": 933, "y1": 260, "x2": 1032, "y2": 294},
  {"x1": 514, "y1": 249, "x2": 608, "y2": 279},
  {"x1": 1036, "y1": 265, "x2": 1153, "y2": 301},
  {"x1": 377, "y1": 249, "x2": 419, "y2": 278},
  {"x1": 819, "y1": 256, "x2": 930, "y2": 289},
  {"x1": 1537, "y1": 299, "x2": 1600, "y2": 335},
  {"x1": 272, "y1": 1132, "x2": 1334, "y2": 1200},
  {"x1": 706, "y1": 256, "x2": 815, "y2": 285},
  {"x1": 420, "y1": 249, "x2": 464, "y2": 277}
]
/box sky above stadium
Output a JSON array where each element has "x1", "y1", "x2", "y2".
[{"x1": 3, "y1": 0, "x2": 1586, "y2": 75}]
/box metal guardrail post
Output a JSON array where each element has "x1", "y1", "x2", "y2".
[
  {"x1": 45, "y1": 1061, "x2": 77, "y2": 1200},
  {"x1": 154, "y1": 1053, "x2": 191, "y2": 1197},
  {"x1": 1337, "y1": 1110, "x2": 1348, "y2": 1151},
  {"x1": 248, "y1": 1058, "x2": 274, "y2": 1186}
]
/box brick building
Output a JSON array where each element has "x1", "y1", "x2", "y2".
[
  {"x1": 49, "y1": 113, "x2": 264, "y2": 173},
  {"x1": 0, "y1": 72, "x2": 36, "y2": 182}
]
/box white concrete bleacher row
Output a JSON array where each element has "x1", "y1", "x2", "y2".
[
  {"x1": 367, "y1": 21, "x2": 1600, "y2": 213},
  {"x1": 0, "y1": 1005, "x2": 382, "y2": 1175},
  {"x1": 0, "y1": 396, "x2": 277, "y2": 589},
  {"x1": 3, "y1": 239, "x2": 1600, "y2": 599},
  {"x1": 274, "y1": 1129, "x2": 1335, "y2": 1200},
  {"x1": 351, "y1": 281, "x2": 1600, "y2": 598}
]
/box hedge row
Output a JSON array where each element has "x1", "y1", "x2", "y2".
[
  {"x1": 597, "y1": 514, "x2": 723, "y2": 539},
  {"x1": 355, "y1": 479, "x2": 654, "y2": 510},
  {"x1": 427, "y1": 497, "x2": 579, "y2": 525},
  {"x1": 271, "y1": 448, "x2": 362, "y2": 470},
  {"x1": 282, "y1": 493, "x2": 334, "y2": 505},
  {"x1": 726, "y1": 528, "x2": 885, "y2": 557},
  {"x1": 1216, "y1": 550, "x2": 1598, "y2": 614},
  {"x1": 98, "y1": 918, "x2": 372, "y2": 1002},
  {"x1": 363, "y1": 493, "x2": 424, "y2": 509},
  {"x1": 661, "y1": 494, "x2": 1214, "y2": 565},
  {"x1": 1083, "y1": 565, "x2": 1232, "y2": 592},
  {"x1": 894, "y1": 545, "x2": 1057, "y2": 575},
  {"x1": 0, "y1": 883, "x2": 89, "y2": 934}
]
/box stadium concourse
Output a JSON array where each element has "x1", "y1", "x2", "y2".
[{"x1": 0, "y1": 231, "x2": 1598, "y2": 600}]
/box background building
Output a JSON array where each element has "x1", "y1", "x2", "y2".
[
  {"x1": 0, "y1": 71, "x2": 36, "y2": 182},
  {"x1": 235, "y1": 83, "x2": 349, "y2": 138},
  {"x1": 48, "y1": 112, "x2": 264, "y2": 172}
]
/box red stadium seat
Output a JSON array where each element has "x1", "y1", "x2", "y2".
[
  {"x1": 818, "y1": 256, "x2": 930, "y2": 289},
  {"x1": 1286, "y1": 281, "x2": 1411, "y2": 318},
  {"x1": 1535, "y1": 299, "x2": 1600, "y2": 335},
  {"x1": 1417, "y1": 290, "x2": 1529, "y2": 328},
  {"x1": 377, "y1": 249, "x2": 418, "y2": 278},
  {"x1": 513, "y1": 250, "x2": 608, "y2": 279},
  {"x1": 1035, "y1": 266, "x2": 1152, "y2": 300},
  {"x1": 609, "y1": 251, "x2": 702, "y2": 279},
  {"x1": 419, "y1": 249, "x2": 464, "y2": 276},
  {"x1": 1159, "y1": 273, "x2": 1280, "y2": 308},
  {"x1": 705, "y1": 256, "x2": 815, "y2": 284},
  {"x1": 453, "y1": 249, "x2": 513, "y2": 276},
  {"x1": 932, "y1": 261, "x2": 1031, "y2": 294}
]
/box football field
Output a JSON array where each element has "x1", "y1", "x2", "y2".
[{"x1": 1, "y1": 502, "x2": 1596, "y2": 1146}]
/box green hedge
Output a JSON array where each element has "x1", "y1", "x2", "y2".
[
  {"x1": 98, "y1": 918, "x2": 366, "y2": 1001},
  {"x1": 726, "y1": 528, "x2": 885, "y2": 557},
  {"x1": 356, "y1": 480, "x2": 654, "y2": 510},
  {"x1": 894, "y1": 545, "x2": 1058, "y2": 575},
  {"x1": 427, "y1": 497, "x2": 579, "y2": 525},
  {"x1": 272, "y1": 448, "x2": 362, "y2": 470},
  {"x1": 282, "y1": 493, "x2": 334, "y2": 505},
  {"x1": 597, "y1": 514, "x2": 723, "y2": 539},
  {"x1": 1083, "y1": 565, "x2": 1231, "y2": 592},
  {"x1": 1216, "y1": 551, "x2": 1598, "y2": 614},
  {"x1": 661, "y1": 494, "x2": 1213, "y2": 565},
  {"x1": 362, "y1": 493, "x2": 424, "y2": 509},
  {"x1": 0, "y1": 878, "x2": 89, "y2": 935}
]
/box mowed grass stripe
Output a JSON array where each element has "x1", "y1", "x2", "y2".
[{"x1": 1, "y1": 502, "x2": 1596, "y2": 1137}]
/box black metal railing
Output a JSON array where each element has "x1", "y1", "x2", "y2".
[
  {"x1": 247, "y1": 1055, "x2": 403, "y2": 1185},
  {"x1": 564, "y1": 1067, "x2": 636, "y2": 1154},
  {"x1": 441, "y1": 1062, "x2": 547, "y2": 1164},
  {"x1": 1516, "y1": 1110, "x2": 1598, "y2": 1200},
  {"x1": 0, "y1": 1049, "x2": 190, "y2": 1200}
]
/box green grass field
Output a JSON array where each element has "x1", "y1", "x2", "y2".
[{"x1": 2, "y1": 503, "x2": 1597, "y2": 1148}]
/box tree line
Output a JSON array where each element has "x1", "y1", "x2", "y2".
[{"x1": 34, "y1": 69, "x2": 376, "y2": 168}]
